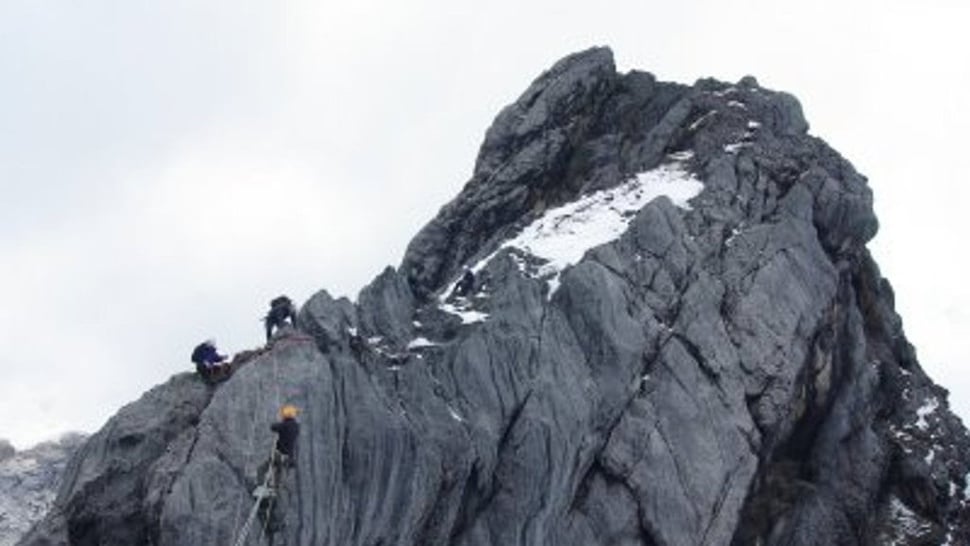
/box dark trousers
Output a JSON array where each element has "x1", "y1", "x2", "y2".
[{"x1": 265, "y1": 310, "x2": 297, "y2": 341}]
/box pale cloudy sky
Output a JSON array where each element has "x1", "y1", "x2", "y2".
[{"x1": 1, "y1": 1, "x2": 967, "y2": 449}]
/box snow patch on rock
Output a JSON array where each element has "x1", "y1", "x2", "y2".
[
  {"x1": 447, "y1": 405, "x2": 465, "y2": 423},
  {"x1": 406, "y1": 337, "x2": 437, "y2": 350},
  {"x1": 689, "y1": 110, "x2": 717, "y2": 131},
  {"x1": 439, "y1": 300, "x2": 489, "y2": 324},
  {"x1": 888, "y1": 496, "x2": 932, "y2": 544},
  {"x1": 916, "y1": 398, "x2": 940, "y2": 431},
  {"x1": 462, "y1": 161, "x2": 702, "y2": 297}
]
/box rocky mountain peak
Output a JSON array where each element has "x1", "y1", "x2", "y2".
[
  {"x1": 400, "y1": 46, "x2": 831, "y2": 302},
  {"x1": 473, "y1": 46, "x2": 617, "y2": 177},
  {"x1": 16, "y1": 48, "x2": 970, "y2": 546}
]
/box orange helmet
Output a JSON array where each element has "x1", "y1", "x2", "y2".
[{"x1": 280, "y1": 405, "x2": 299, "y2": 419}]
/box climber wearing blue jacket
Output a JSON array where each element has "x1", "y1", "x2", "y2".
[{"x1": 191, "y1": 339, "x2": 228, "y2": 380}]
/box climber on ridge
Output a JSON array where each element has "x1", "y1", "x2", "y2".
[
  {"x1": 191, "y1": 339, "x2": 230, "y2": 381},
  {"x1": 454, "y1": 268, "x2": 476, "y2": 298},
  {"x1": 264, "y1": 295, "x2": 298, "y2": 342}
]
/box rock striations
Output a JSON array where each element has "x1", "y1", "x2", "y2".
[{"x1": 18, "y1": 47, "x2": 970, "y2": 546}]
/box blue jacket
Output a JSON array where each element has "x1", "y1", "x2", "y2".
[{"x1": 191, "y1": 343, "x2": 225, "y2": 366}]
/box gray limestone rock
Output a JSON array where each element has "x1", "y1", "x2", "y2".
[
  {"x1": 298, "y1": 288, "x2": 358, "y2": 352},
  {"x1": 0, "y1": 435, "x2": 86, "y2": 546},
  {"x1": 357, "y1": 267, "x2": 417, "y2": 348},
  {"x1": 401, "y1": 47, "x2": 690, "y2": 299},
  {"x1": 19, "y1": 47, "x2": 970, "y2": 546}
]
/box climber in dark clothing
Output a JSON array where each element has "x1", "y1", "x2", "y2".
[
  {"x1": 454, "y1": 268, "x2": 475, "y2": 298},
  {"x1": 349, "y1": 333, "x2": 367, "y2": 356},
  {"x1": 271, "y1": 405, "x2": 300, "y2": 460},
  {"x1": 264, "y1": 295, "x2": 298, "y2": 342},
  {"x1": 257, "y1": 405, "x2": 299, "y2": 500},
  {"x1": 253, "y1": 405, "x2": 300, "y2": 537},
  {"x1": 191, "y1": 339, "x2": 228, "y2": 380}
]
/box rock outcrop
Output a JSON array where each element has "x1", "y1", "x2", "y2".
[
  {"x1": 20, "y1": 47, "x2": 970, "y2": 546},
  {"x1": 0, "y1": 435, "x2": 86, "y2": 546}
]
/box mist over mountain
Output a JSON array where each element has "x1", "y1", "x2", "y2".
[{"x1": 16, "y1": 47, "x2": 970, "y2": 546}]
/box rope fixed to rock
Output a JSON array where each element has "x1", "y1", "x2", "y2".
[
  {"x1": 231, "y1": 342, "x2": 290, "y2": 545},
  {"x1": 258, "y1": 459, "x2": 279, "y2": 544},
  {"x1": 231, "y1": 447, "x2": 278, "y2": 546}
]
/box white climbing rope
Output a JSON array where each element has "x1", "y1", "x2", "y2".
[
  {"x1": 257, "y1": 462, "x2": 279, "y2": 544},
  {"x1": 259, "y1": 353, "x2": 285, "y2": 544},
  {"x1": 273, "y1": 353, "x2": 282, "y2": 415},
  {"x1": 229, "y1": 367, "x2": 262, "y2": 543},
  {"x1": 231, "y1": 342, "x2": 289, "y2": 545},
  {"x1": 231, "y1": 447, "x2": 277, "y2": 546}
]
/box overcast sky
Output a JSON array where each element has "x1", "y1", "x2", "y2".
[{"x1": 1, "y1": 1, "x2": 968, "y2": 449}]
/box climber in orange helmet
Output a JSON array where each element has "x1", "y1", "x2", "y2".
[{"x1": 271, "y1": 404, "x2": 300, "y2": 464}]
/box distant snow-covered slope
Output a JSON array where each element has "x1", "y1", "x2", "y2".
[{"x1": 0, "y1": 435, "x2": 85, "y2": 546}]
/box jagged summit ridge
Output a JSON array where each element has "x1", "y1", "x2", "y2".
[
  {"x1": 441, "y1": 157, "x2": 703, "y2": 300},
  {"x1": 19, "y1": 47, "x2": 970, "y2": 546},
  {"x1": 401, "y1": 47, "x2": 822, "y2": 300}
]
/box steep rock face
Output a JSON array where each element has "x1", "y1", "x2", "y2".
[
  {"x1": 0, "y1": 435, "x2": 86, "y2": 546},
  {"x1": 18, "y1": 375, "x2": 211, "y2": 545},
  {"x1": 402, "y1": 46, "x2": 690, "y2": 298},
  {"x1": 21, "y1": 47, "x2": 970, "y2": 546}
]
